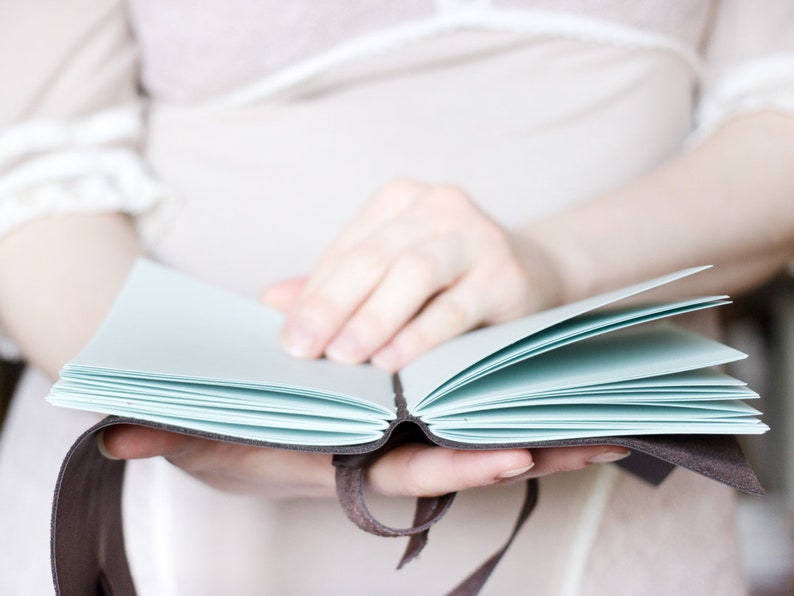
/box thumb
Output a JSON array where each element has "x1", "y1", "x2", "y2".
[{"x1": 260, "y1": 277, "x2": 307, "y2": 312}]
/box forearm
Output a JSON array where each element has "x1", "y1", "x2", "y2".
[
  {"x1": 0, "y1": 213, "x2": 140, "y2": 379},
  {"x1": 522, "y1": 111, "x2": 794, "y2": 304}
]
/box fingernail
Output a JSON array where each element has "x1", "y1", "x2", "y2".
[
  {"x1": 97, "y1": 429, "x2": 120, "y2": 460},
  {"x1": 587, "y1": 449, "x2": 631, "y2": 464},
  {"x1": 326, "y1": 331, "x2": 362, "y2": 363},
  {"x1": 496, "y1": 462, "x2": 535, "y2": 480},
  {"x1": 281, "y1": 323, "x2": 317, "y2": 358}
]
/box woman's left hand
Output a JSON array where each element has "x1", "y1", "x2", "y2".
[
  {"x1": 100, "y1": 425, "x2": 630, "y2": 499},
  {"x1": 262, "y1": 178, "x2": 560, "y2": 371}
]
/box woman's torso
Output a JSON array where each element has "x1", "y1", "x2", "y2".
[{"x1": 6, "y1": 3, "x2": 746, "y2": 594}]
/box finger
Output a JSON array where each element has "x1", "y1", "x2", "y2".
[
  {"x1": 370, "y1": 273, "x2": 486, "y2": 370},
  {"x1": 260, "y1": 277, "x2": 307, "y2": 312},
  {"x1": 99, "y1": 425, "x2": 199, "y2": 460},
  {"x1": 280, "y1": 218, "x2": 435, "y2": 358},
  {"x1": 367, "y1": 444, "x2": 534, "y2": 497},
  {"x1": 324, "y1": 236, "x2": 472, "y2": 364},
  {"x1": 370, "y1": 253, "x2": 534, "y2": 370},
  {"x1": 302, "y1": 179, "x2": 427, "y2": 296},
  {"x1": 522, "y1": 445, "x2": 631, "y2": 480},
  {"x1": 99, "y1": 426, "x2": 336, "y2": 497}
]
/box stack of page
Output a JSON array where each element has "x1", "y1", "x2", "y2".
[
  {"x1": 48, "y1": 259, "x2": 768, "y2": 448},
  {"x1": 48, "y1": 259, "x2": 768, "y2": 447}
]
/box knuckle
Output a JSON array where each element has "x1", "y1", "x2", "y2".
[
  {"x1": 434, "y1": 184, "x2": 470, "y2": 206},
  {"x1": 394, "y1": 251, "x2": 437, "y2": 292},
  {"x1": 351, "y1": 240, "x2": 390, "y2": 272},
  {"x1": 426, "y1": 187, "x2": 501, "y2": 240},
  {"x1": 494, "y1": 259, "x2": 532, "y2": 296},
  {"x1": 436, "y1": 295, "x2": 473, "y2": 330},
  {"x1": 398, "y1": 324, "x2": 434, "y2": 357},
  {"x1": 501, "y1": 256, "x2": 528, "y2": 280},
  {"x1": 488, "y1": 259, "x2": 519, "y2": 286},
  {"x1": 423, "y1": 184, "x2": 472, "y2": 215},
  {"x1": 300, "y1": 293, "x2": 345, "y2": 327},
  {"x1": 541, "y1": 449, "x2": 589, "y2": 475},
  {"x1": 387, "y1": 176, "x2": 420, "y2": 190},
  {"x1": 351, "y1": 307, "x2": 390, "y2": 342},
  {"x1": 476, "y1": 218, "x2": 508, "y2": 244},
  {"x1": 379, "y1": 178, "x2": 423, "y2": 201}
]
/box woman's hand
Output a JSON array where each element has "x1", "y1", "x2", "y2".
[
  {"x1": 97, "y1": 179, "x2": 631, "y2": 501},
  {"x1": 100, "y1": 425, "x2": 630, "y2": 498},
  {"x1": 262, "y1": 179, "x2": 561, "y2": 371}
]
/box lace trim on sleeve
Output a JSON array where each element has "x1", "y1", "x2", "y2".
[
  {"x1": 691, "y1": 53, "x2": 794, "y2": 144},
  {"x1": 0, "y1": 149, "x2": 173, "y2": 240},
  {"x1": 0, "y1": 150, "x2": 174, "y2": 360},
  {"x1": 0, "y1": 107, "x2": 177, "y2": 360},
  {"x1": 0, "y1": 105, "x2": 176, "y2": 241},
  {"x1": 0, "y1": 106, "x2": 142, "y2": 170}
]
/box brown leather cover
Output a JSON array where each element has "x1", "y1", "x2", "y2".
[{"x1": 51, "y1": 414, "x2": 763, "y2": 596}]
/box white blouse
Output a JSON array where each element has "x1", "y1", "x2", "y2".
[
  {"x1": 0, "y1": 2, "x2": 792, "y2": 594},
  {"x1": 1, "y1": 0, "x2": 793, "y2": 247}
]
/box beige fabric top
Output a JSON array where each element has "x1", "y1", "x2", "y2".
[
  {"x1": 1, "y1": 1, "x2": 793, "y2": 594},
  {"x1": 0, "y1": 1, "x2": 793, "y2": 249},
  {"x1": 125, "y1": 0, "x2": 712, "y2": 103}
]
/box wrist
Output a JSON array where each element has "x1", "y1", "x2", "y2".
[{"x1": 508, "y1": 230, "x2": 568, "y2": 312}]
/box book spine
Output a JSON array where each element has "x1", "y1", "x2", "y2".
[{"x1": 392, "y1": 373, "x2": 409, "y2": 420}]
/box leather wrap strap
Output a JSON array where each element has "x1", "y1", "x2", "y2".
[
  {"x1": 50, "y1": 416, "x2": 763, "y2": 596},
  {"x1": 333, "y1": 452, "x2": 456, "y2": 567},
  {"x1": 51, "y1": 422, "x2": 134, "y2": 596},
  {"x1": 447, "y1": 478, "x2": 539, "y2": 596}
]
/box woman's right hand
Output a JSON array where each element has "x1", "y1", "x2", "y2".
[{"x1": 262, "y1": 178, "x2": 562, "y2": 372}]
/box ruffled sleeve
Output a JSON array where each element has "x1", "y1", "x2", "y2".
[
  {"x1": 0, "y1": 0, "x2": 173, "y2": 358},
  {"x1": 693, "y1": 0, "x2": 794, "y2": 140},
  {"x1": 0, "y1": 0, "x2": 172, "y2": 242}
]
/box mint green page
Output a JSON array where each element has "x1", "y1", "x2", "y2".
[
  {"x1": 48, "y1": 259, "x2": 394, "y2": 445},
  {"x1": 415, "y1": 324, "x2": 769, "y2": 441},
  {"x1": 400, "y1": 266, "x2": 711, "y2": 409},
  {"x1": 53, "y1": 376, "x2": 386, "y2": 420},
  {"x1": 416, "y1": 325, "x2": 746, "y2": 416},
  {"x1": 423, "y1": 296, "x2": 729, "y2": 403}
]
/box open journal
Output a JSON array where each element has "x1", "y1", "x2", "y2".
[
  {"x1": 47, "y1": 258, "x2": 768, "y2": 446},
  {"x1": 47, "y1": 259, "x2": 770, "y2": 596}
]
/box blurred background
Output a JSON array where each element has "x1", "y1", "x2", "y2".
[{"x1": 726, "y1": 265, "x2": 794, "y2": 595}]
